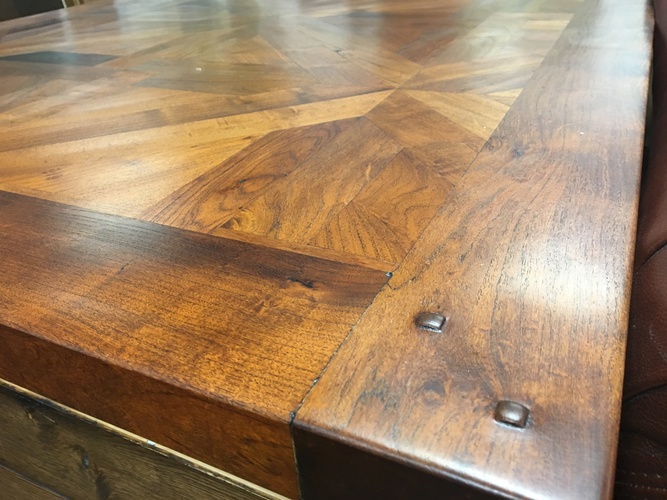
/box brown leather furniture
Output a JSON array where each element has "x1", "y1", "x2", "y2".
[{"x1": 616, "y1": 1, "x2": 667, "y2": 497}]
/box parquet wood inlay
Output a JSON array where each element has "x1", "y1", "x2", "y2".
[{"x1": 0, "y1": 0, "x2": 573, "y2": 264}]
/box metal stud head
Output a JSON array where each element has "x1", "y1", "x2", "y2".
[
  {"x1": 494, "y1": 400, "x2": 530, "y2": 428},
  {"x1": 415, "y1": 312, "x2": 446, "y2": 332}
]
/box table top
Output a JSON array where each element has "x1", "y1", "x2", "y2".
[{"x1": 0, "y1": 0, "x2": 652, "y2": 498}]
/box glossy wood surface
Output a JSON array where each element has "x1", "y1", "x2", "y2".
[
  {"x1": 0, "y1": 380, "x2": 285, "y2": 500},
  {"x1": 295, "y1": 0, "x2": 653, "y2": 498},
  {"x1": 0, "y1": 191, "x2": 387, "y2": 496},
  {"x1": 0, "y1": 0, "x2": 574, "y2": 266},
  {"x1": 0, "y1": 0, "x2": 651, "y2": 497}
]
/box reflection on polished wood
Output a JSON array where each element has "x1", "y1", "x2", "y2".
[
  {"x1": 295, "y1": 0, "x2": 653, "y2": 497},
  {"x1": 0, "y1": 0, "x2": 572, "y2": 265},
  {"x1": 0, "y1": 0, "x2": 652, "y2": 498}
]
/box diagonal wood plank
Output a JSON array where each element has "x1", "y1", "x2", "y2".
[
  {"x1": 145, "y1": 120, "x2": 351, "y2": 232},
  {"x1": 366, "y1": 90, "x2": 485, "y2": 184},
  {"x1": 216, "y1": 117, "x2": 402, "y2": 244},
  {"x1": 310, "y1": 149, "x2": 454, "y2": 262},
  {"x1": 405, "y1": 55, "x2": 546, "y2": 94},
  {"x1": 405, "y1": 90, "x2": 509, "y2": 141}
]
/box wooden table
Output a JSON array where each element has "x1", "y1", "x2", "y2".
[{"x1": 0, "y1": 0, "x2": 652, "y2": 498}]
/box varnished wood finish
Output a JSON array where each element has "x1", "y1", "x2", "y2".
[
  {"x1": 295, "y1": 0, "x2": 653, "y2": 498},
  {"x1": 0, "y1": 191, "x2": 387, "y2": 496},
  {"x1": 0, "y1": 380, "x2": 284, "y2": 500},
  {"x1": 0, "y1": 0, "x2": 572, "y2": 265},
  {"x1": 0, "y1": 0, "x2": 652, "y2": 497}
]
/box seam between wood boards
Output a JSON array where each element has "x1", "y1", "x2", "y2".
[
  {"x1": 0, "y1": 189, "x2": 396, "y2": 273},
  {"x1": 287, "y1": 0, "x2": 594, "y2": 488}
]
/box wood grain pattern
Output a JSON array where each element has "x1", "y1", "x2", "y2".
[
  {"x1": 0, "y1": 191, "x2": 387, "y2": 497},
  {"x1": 0, "y1": 0, "x2": 572, "y2": 263},
  {"x1": 0, "y1": 465, "x2": 64, "y2": 500},
  {"x1": 217, "y1": 117, "x2": 401, "y2": 244},
  {"x1": 0, "y1": 381, "x2": 284, "y2": 500},
  {"x1": 0, "y1": 0, "x2": 651, "y2": 497},
  {"x1": 310, "y1": 149, "x2": 453, "y2": 263},
  {"x1": 294, "y1": 0, "x2": 652, "y2": 498},
  {"x1": 146, "y1": 118, "x2": 377, "y2": 235}
]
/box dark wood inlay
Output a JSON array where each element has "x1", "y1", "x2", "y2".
[{"x1": 0, "y1": 51, "x2": 117, "y2": 66}]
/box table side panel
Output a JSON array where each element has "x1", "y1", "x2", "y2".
[
  {"x1": 0, "y1": 191, "x2": 388, "y2": 496},
  {"x1": 0, "y1": 465, "x2": 63, "y2": 500}
]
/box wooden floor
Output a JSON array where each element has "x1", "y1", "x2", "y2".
[{"x1": 0, "y1": 0, "x2": 652, "y2": 498}]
